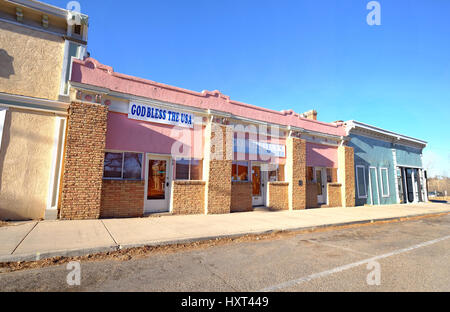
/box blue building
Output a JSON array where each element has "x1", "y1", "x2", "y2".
[{"x1": 344, "y1": 121, "x2": 428, "y2": 206}]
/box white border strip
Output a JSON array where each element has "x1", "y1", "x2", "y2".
[
  {"x1": 379, "y1": 167, "x2": 390, "y2": 198},
  {"x1": 46, "y1": 117, "x2": 67, "y2": 213},
  {"x1": 0, "y1": 107, "x2": 7, "y2": 151},
  {"x1": 356, "y1": 165, "x2": 367, "y2": 199}
]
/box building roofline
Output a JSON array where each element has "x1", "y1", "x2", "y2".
[
  {"x1": 70, "y1": 57, "x2": 347, "y2": 137},
  {"x1": 344, "y1": 120, "x2": 427, "y2": 147},
  {"x1": 5, "y1": 0, "x2": 88, "y2": 19}
]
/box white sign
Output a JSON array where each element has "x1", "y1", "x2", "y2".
[
  {"x1": 252, "y1": 140, "x2": 286, "y2": 157},
  {"x1": 128, "y1": 102, "x2": 194, "y2": 128},
  {"x1": 234, "y1": 138, "x2": 286, "y2": 158}
]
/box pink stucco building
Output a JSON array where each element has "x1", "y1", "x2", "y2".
[{"x1": 56, "y1": 57, "x2": 355, "y2": 219}]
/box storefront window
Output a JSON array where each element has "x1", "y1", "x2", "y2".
[
  {"x1": 175, "y1": 159, "x2": 203, "y2": 180},
  {"x1": 268, "y1": 169, "x2": 277, "y2": 182},
  {"x1": 326, "y1": 168, "x2": 332, "y2": 183},
  {"x1": 123, "y1": 153, "x2": 143, "y2": 179},
  {"x1": 397, "y1": 168, "x2": 404, "y2": 203},
  {"x1": 267, "y1": 164, "x2": 285, "y2": 182},
  {"x1": 104, "y1": 152, "x2": 143, "y2": 180},
  {"x1": 232, "y1": 161, "x2": 249, "y2": 181},
  {"x1": 326, "y1": 168, "x2": 337, "y2": 183},
  {"x1": 356, "y1": 165, "x2": 367, "y2": 198},
  {"x1": 175, "y1": 159, "x2": 190, "y2": 180},
  {"x1": 191, "y1": 159, "x2": 202, "y2": 180}
]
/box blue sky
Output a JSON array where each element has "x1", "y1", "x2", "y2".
[{"x1": 49, "y1": 0, "x2": 449, "y2": 176}]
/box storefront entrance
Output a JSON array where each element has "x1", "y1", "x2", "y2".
[
  {"x1": 315, "y1": 167, "x2": 327, "y2": 204},
  {"x1": 252, "y1": 164, "x2": 267, "y2": 206},
  {"x1": 398, "y1": 167, "x2": 425, "y2": 204},
  {"x1": 144, "y1": 154, "x2": 172, "y2": 213}
]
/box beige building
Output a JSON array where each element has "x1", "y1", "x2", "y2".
[{"x1": 0, "y1": 0, "x2": 88, "y2": 220}]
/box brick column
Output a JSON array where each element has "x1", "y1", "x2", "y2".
[
  {"x1": 203, "y1": 121, "x2": 232, "y2": 214},
  {"x1": 286, "y1": 137, "x2": 306, "y2": 210},
  {"x1": 338, "y1": 145, "x2": 355, "y2": 207},
  {"x1": 59, "y1": 101, "x2": 108, "y2": 220}
]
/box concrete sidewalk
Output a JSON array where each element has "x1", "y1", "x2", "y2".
[{"x1": 0, "y1": 203, "x2": 449, "y2": 263}]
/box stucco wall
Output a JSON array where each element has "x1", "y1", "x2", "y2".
[
  {"x1": 0, "y1": 20, "x2": 65, "y2": 100},
  {"x1": 0, "y1": 108, "x2": 55, "y2": 220},
  {"x1": 306, "y1": 142, "x2": 338, "y2": 168},
  {"x1": 106, "y1": 112, "x2": 204, "y2": 159},
  {"x1": 348, "y1": 134, "x2": 397, "y2": 206}
]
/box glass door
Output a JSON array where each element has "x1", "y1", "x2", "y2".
[
  {"x1": 406, "y1": 168, "x2": 414, "y2": 203},
  {"x1": 397, "y1": 168, "x2": 405, "y2": 204},
  {"x1": 316, "y1": 168, "x2": 327, "y2": 204},
  {"x1": 144, "y1": 155, "x2": 172, "y2": 213},
  {"x1": 252, "y1": 165, "x2": 265, "y2": 206}
]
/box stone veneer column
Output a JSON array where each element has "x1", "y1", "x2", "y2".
[
  {"x1": 338, "y1": 145, "x2": 355, "y2": 207},
  {"x1": 203, "y1": 121, "x2": 233, "y2": 214},
  {"x1": 286, "y1": 137, "x2": 307, "y2": 210},
  {"x1": 59, "y1": 101, "x2": 108, "y2": 220}
]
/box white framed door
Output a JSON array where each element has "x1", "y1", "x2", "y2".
[
  {"x1": 144, "y1": 154, "x2": 172, "y2": 214},
  {"x1": 315, "y1": 167, "x2": 327, "y2": 204},
  {"x1": 252, "y1": 164, "x2": 267, "y2": 206}
]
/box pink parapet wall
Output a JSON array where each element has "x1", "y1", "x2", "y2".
[
  {"x1": 306, "y1": 143, "x2": 338, "y2": 168},
  {"x1": 71, "y1": 58, "x2": 346, "y2": 137},
  {"x1": 106, "y1": 112, "x2": 204, "y2": 159}
]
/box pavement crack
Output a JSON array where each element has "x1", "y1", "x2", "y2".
[
  {"x1": 11, "y1": 222, "x2": 39, "y2": 255},
  {"x1": 101, "y1": 220, "x2": 119, "y2": 247},
  {"x1": 199, "y1": 254, "x2": 239, "y2": 291}
]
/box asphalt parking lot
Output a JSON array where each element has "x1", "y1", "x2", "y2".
[{"x1": 0, "y1": 214, "x2": 449, "y2": 292}]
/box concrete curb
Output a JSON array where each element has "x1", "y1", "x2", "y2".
[
  {"x1": 1, "y1": 210, "x2": 449, "y2": 264},
  {"x1": 0, "y1": 245, "x2": 118, "y2": 263}
]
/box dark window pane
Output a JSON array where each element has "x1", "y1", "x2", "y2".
[
  {"x1": 406, "y1": 169, "x2": 414, "y2": 202},
  {"x1": 104, "y1": 152, "x2": 123, "y2": 178},
  {"x1": 357, "y1": 167, "x2": 366, "y2": 197},
  {"x1": 268, "y1": 165, "x2": 278, "y2": 182},
  {"x1": 268, "y1": 170, "x2": 277, "y2": 182},
  {"x1": 176, "y1": 159, "x2": 189, "y2": 180},
  {"x1": 123, "y1": 153, "x2": 143, "y2": 179},
  {"x1": 237, "y1": 161, "x2": 248, "y2": 181},
  {"x1": 327, "y1": 168, "x2": 332, "y2": 183},
  {"x1": 190, "y1": 159, "x2": 202, "y2": 180},
  {"x1": 232, "y1": 163, "x2": 238, "y2": 181}
]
